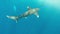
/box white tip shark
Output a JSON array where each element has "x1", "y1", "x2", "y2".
[{"x1": 6, "y1": 6, "x2": 40, "y2": 23}]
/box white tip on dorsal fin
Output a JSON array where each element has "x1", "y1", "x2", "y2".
[
  {"x1": 27, "y1": 6, "x2": 30, "y2": 8},
  {"x1": 34, "y1": 12, "x2": 39, "y2": 18},
  {"x1": 27, "y1": 6, "x2": 31, "y2": 10}
]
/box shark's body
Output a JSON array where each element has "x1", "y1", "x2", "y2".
[{"x1": 6, "y1": 6, "x2": 40, "y2": 23}]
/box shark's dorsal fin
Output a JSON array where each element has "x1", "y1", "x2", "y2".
[{"x1": 27, "y1": 6, "x2": 31, "y2": 10}]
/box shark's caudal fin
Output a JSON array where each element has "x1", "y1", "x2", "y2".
[
  {"x1": 6, "y1": 15, "x2": 18, "y2": 23},
  {"x1": 34, "y1": 12, "x2": 39, "y2": 18}
]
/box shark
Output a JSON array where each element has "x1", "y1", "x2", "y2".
[{"x1": 6, "y1": 6, "x2": 40, "y2": 23}]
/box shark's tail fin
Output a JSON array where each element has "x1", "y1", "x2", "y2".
[
  {"x1": 6, "y1": 15, "x2": 19, "y2": 23},
  {"x1": 15, "y1": 18, "x2": 18, "y2": 23}
]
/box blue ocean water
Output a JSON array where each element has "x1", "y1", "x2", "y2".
[{"x1": 0, "y1": 0, "x2": 60, "y2": 34}]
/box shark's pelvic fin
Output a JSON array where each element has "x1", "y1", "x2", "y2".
[{"x1": 34, "y1": 12, "x2": 39, "y2": 18}]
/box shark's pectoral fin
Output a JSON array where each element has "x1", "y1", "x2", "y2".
[{"x1": 34, "y1": 12, "x2": 39, "y2": 18}]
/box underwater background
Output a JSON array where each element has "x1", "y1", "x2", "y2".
[{"x1": 0, "y1": 0, "x2": 60, "y2": 34}]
